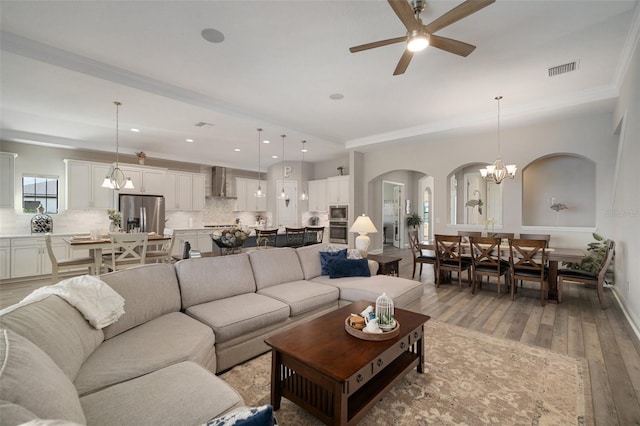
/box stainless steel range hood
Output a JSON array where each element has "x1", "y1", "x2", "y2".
[{"x1": 208, "y1": 166, "x2": 261, "y2": 199}]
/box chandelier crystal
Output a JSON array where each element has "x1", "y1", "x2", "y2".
[
  {"x1": 480, "y1": 96, "x2": 517, "y2": 184},
  {"x1": 101, "y1": 101, "x2": 134, "y2": 190}
]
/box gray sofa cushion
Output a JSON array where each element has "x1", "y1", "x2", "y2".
[
  {"x1": 0, "y1": 329, "x2": 86, "y2": 424},
  {"x1": 0, "y1": 295, "x2": 103, "y2": 381},
  {"x1": 81, "y1": 361, "x2": 244, "y2": 426},
  {"x1": 100, "y1": 263, "x2": 183, "y2": 339},
  {"x1": 185, "y1": 293, "x2": 290, "y2": 343},
  {"x1": 248, "y1": 247, "x2": 305, "y2": 290},
  {"x1": 257, "y1": 280, "x2": 339, "y2": 316},
  {"x1": 74, "y1": 312, "x2": 215, "y2": 396},
  {"x1": 176, "y1": 255, "x2": 257, "y2": 309},
  {"x1": 295, "y1": 243, "x2": 327, "y2": 280},
  {"x1": 0, "y1": 401, "x2": 39, "y2": 425},
  {"x1": 311, "y1": 274, "x2": 424, "y2": 308}
]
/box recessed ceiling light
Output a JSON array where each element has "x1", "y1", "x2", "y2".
[
  {"x1": 329, "y1": 93, "x2": 344, "y2": 100},
  {"x1": 130, "y1": 128, "x2": 140, "y2": 133},
  {"x1": 272, "y1": 155, "x2": 278, "y2": 159},
  {"x1": 186, "y1": 139, "x2": 194, "y2": 143},
  {"x1": 263, "y1": 140, "x2": 270, "y2": 144},
  {"x1": 201, "y1": 28, "x2": 225, "y2": 44},
  {"x1": 301, "y1": 148, "x2": 308, "y2": 153},
  {"x1": 234, "y1": 148, "x2": 240, "y2": 152}
]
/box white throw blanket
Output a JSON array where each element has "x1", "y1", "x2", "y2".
[{"x1": 0, "y1": 275, "x2": 125, "y2": 329}]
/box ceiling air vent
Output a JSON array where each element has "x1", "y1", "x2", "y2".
[
  {"x1": 194, "y1": 121, "x2": 214, "y2": 128},
  {"x1": 548, "y1": 61, "x2": 578, "y2": 77}
]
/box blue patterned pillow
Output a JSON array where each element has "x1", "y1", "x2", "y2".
[
  {"x1": 327, "y1": 258, "x2": 371, "y2": 279},
  {"x1": 207, "y1": 405, "x2": 277, "y2": 426},
  {"x1": 319, "y1": 249, "x2": 347, "y2": 275}
]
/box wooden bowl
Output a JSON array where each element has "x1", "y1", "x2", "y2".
[{"x1": 344, "y1": 317, "x2": 400, "y2": 341}]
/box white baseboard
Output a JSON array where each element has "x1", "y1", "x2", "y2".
[{"x1": 610, "y1": 285, "x2": 640, "y2": 343}]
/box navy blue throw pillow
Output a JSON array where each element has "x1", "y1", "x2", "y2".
[
  {"x1": 319, "y1": 249, "x2": 347, "y2": 275},
  {"x1": 327, "y1": 258, "x2": 371, "y2": 279}
]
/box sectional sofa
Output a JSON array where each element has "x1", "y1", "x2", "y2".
[{"x1": 0, "y1": 243, "x2": 424, "y2": 425}]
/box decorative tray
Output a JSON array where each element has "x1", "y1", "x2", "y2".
[{"x1": 344, "y1": 317, "x2": 400, "y2": 341}]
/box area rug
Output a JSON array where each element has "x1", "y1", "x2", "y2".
[{"x1": 220, "y1": 320, "x2": 593, "y2": 425}]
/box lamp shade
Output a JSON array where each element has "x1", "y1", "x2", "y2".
[{"x1": 349, "y1": 214, "x2": 378, "y2": 234}]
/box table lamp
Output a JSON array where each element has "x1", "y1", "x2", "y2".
[{"x1": 349, "y1": 214, "x2": 378, "y2": 257}]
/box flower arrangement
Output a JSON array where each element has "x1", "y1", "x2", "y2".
[
  {"x1": 107, "y1": 209, "x2": 122, "y2": 227},
  {"x1": 135, "y1": 151, "x2": 146, "y2": 159},
  {"x1": 211, "y1": 227, "x2": 250, "y2": 248}
]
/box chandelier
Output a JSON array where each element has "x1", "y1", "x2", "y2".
[
  {"x1": 102, "y1": 101, "x2": 134, "y2": 190},
  {"x1": 254, "y1": 128, "x2": 265, "y2": 198},
  {"x1": 479, "y1": 96, "x2": 517, "y2": 184},
  {"x1": 300, "y1": 140, "x2": 308, "y2": 201}
]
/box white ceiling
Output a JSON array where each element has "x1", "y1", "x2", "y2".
[{"x1": 1, "y1": 0, "x2": 638, "y2": 171}]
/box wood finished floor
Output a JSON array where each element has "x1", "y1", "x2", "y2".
[{"x1": 1, "y1": 246, "x2": 638, "y2": 425}]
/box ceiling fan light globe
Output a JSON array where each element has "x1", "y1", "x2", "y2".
[{"x1": 407, "y1": 35, "x2": 429, "y2": 52}]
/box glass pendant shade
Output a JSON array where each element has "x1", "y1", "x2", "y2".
[
  {"x1": 102, "y1": 101, "x2": 134, "y2": 190},
  {"x1": 254, "y1": 128, "x2": 266, "y2": 198},
  {"x1": 300, "y1": 140, "x2": 308, "y2": 201},
  {"x1": 279, "y1": 134, "x2": 287, "y2": 200}
]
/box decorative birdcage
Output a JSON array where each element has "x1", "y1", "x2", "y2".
[{"x1": 375, "y1": 292, "x2": 395, "y2": 331}]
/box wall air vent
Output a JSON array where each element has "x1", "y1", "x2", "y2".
[
  {"x1": 194, "y1": 122, "x2": 214, "y2": 128},
  {"x1": 548, "y1": 61, "x2": 578, "y2": 77}
]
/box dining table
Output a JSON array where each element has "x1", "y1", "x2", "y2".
[
  {"x1": 64, "y1": 234, "x2": 171, "y2": 275},
  {"x1": 419, "y1": 240, "x2": 586, "y2": 302}
]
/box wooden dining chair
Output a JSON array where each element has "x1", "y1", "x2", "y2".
[
  {"x1": 489, "y1": 232, "x2": 515, "y2": 239},
  {"x1": 145, "y1": 229, "x2": 175, "y2": 264},
  {"x1": 558, "y1": 239, "x2": 615, "y2": 309},
  {"x1": 304, "y1": 226, "x2": 325, "y2": 246},
  {"x1": 457, "y1": 231, "x2": 482, "y2": 245},
  {"x1": 435, "y1": 234, "x2": 473, "y2": 290},
  {"x1": 508, "y1": 238, "x2": 548, "y2": 305},
  {"x1": 256, "y1": 229, "x2": 279, "y2": 247},
  {"x1": 104, "y1": 232, "x2": 149, "y2": 271},
  {"x1": 284, "y1": 227, "x2": 306, "y2": 248},
  {"x1": 408, "y1": 230, "x2": 436, "y2": 279},
  {"x1": 469, "y1": 236, "x2": 510, "y2": 296},
  {"x1": 45, "y1": 233, "x2": 96, "y2": 283}
]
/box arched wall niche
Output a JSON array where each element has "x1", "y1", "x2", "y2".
[
  {"x1": 366, "y1": 169, "x2": 430, "y2": 254},
  {"x1": 522, "y1": 153, "x2": 596, "y2": 227},
  {"x1": 447, "y1": 162, "x2": 503, "y2": 226}
]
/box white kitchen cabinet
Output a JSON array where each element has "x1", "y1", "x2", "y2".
[
  {"x1": 10, "y1": 236, "x2": 67, "y2": 278},
  {"x1": 0, "y1": 239, "x2": 10, "y2": 279},
  {"x1": 65, "y1": 159, "x2": 114, "y2": 210},
  {"x1": 0, "y1": 153, "x2": 17, "y2": 208},
  {"x1": 235, "y1": 178, "x2": 267, "y2": 212},
  {"x1": 118, "y1": 165, "x2": 166, "y2": 195},
  {"x1": 327, "y1": 175, "x2": 349, "y2": 205},
  {"x1": 166, "y1": 172, "x2": 206, "y2": 211},
  {"x1": 308, "y1": 179, "x2": 327, "y2": 212}
]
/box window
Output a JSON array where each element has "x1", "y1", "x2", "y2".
[{"x1": 22, "y1": 175, "x2": 58, "y2": 214}]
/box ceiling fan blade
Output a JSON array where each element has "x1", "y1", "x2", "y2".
[
  {"x1": 388, "y1": 0, "x2": 421, "y2": 32},
  {"x1": 393, "y1": 49, "x2": 414, "y2": 75},
  {"x1": 349, "y1": 36, "x2": 406, "y2": 53},
  {"x1": 429, "y1": 34, "x2": 476, "y2": 57},
  {"x1": 425, "y1": 0, "x2": 495, "y2": 34}
]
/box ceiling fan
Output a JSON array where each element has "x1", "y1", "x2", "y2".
[{"x1": 349, "y1": 0, "x2": 495, "y2": 75}]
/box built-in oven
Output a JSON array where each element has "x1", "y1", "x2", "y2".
[
  {"x1": 329, "y1": 205, "x2": 349, "y2": 244},
  {"x1": 329, "y1": 220, "x2": 348, "y2": 244},
  {"x1": 329, "y1": 205, "x2": 348, "y2": 221}
]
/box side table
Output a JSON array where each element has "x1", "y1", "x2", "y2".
[{"x1": 367, "y1": 254, "x2": 402, "y2": 276}]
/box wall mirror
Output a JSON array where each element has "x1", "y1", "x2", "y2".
[{"x1": 448, "y1": 163, "x2": 502, "y2": 226}]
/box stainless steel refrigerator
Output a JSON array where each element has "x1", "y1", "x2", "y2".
[{"x1": 119, "y1": 194, "x2": 165, "y2": 234}]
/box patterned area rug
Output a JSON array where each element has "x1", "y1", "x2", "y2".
[{"x1": 221, "y1": 320, "x2": 593, "y2": 425}]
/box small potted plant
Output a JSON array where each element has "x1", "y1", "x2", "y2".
[
  {"x1": 406, "y1": 212, "x2": 423, "y2": 229},
  {"x1": 136, "y1": 151, "x2": 147, "y2": 165}
]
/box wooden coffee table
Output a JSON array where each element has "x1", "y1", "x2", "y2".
[{"x1": 265, "y1": 300, "x2": 430, "y2": 425}]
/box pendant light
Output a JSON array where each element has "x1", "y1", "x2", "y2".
[
  {"x1": 254, "y1": 128, "x2": 265, "y2": 198},
  {"x1": 300, "y1": 140, "x2": 308, "y2": 201},
  {"x1": 102, "y1": 101, "x2": 134, "y2": 190},
  {"x1": 479, "y1": 96, "x2": 517, "y2": 184},
  {"x1": 279, "y1": 134, "x2": 288, "y2": 200}
]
